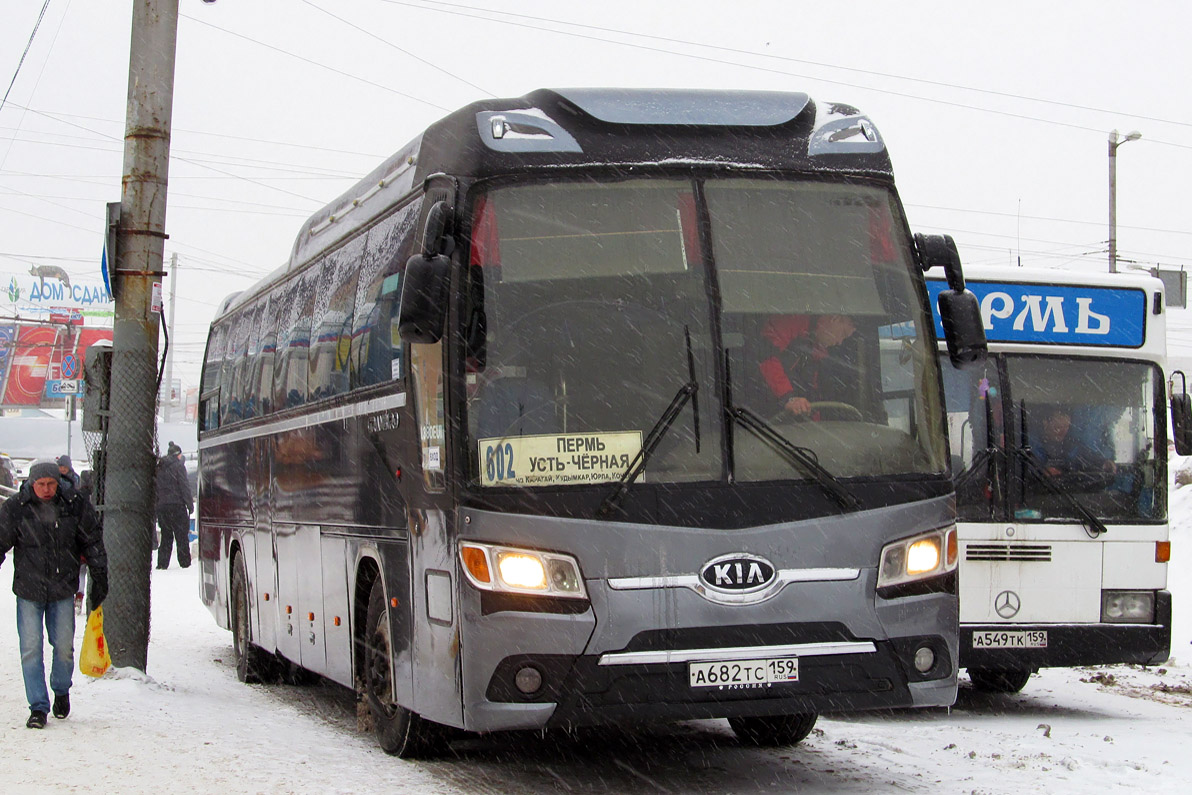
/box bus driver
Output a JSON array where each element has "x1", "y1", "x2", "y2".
[{"x1": 759, "y1": 313, "x2": 858, "y2": 418}]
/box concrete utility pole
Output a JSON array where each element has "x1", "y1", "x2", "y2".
[
  {"x1": 1108, "y1": 129, "x2": 1141, "y2": 274},
  {"x1": 107, "y1": 0, "x2": 179, "y2": 671}
]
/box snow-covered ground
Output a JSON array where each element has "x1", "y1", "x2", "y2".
[{"x1": 0, "y1": 489, "x2": 1188, "y2": 793}]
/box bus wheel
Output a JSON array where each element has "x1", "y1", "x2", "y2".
[
  {"x1": 968, "y1": 668, "x2": 1032, "y2": 693},
  {"x1": 231, "y1": 553, "x2": 279, "y2": 684},
  {"x1": 363, "y1": 578, "x2": 445, "y2": 758},
  {"x1": 728, "y1": 713, "x2": 818, "y2": 746}
]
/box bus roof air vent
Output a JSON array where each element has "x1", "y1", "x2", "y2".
[{"x1": 548, "y1": 87, "x2": 811, "y2": 126}]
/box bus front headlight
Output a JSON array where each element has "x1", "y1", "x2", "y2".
[
  {"x1": 1101, "y1": 590, "x2": 1155, "y2": 623},
  {"x1": 460, "y1": 542, "x2": 588, "y2": 599},
  {"x1": 877, "y1": 526, "x2": 958, "y2": 589}
]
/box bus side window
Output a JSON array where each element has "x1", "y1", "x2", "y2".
[
  {"x1": 254, "y1": 295, "x2": 280, "y2": 416},
  {"x1": 412, "y1": 338, "x2": 445, "y2": 492},
  {"x1": 351, "y1": 197, "x2": 421, "y2": 390},
  {"x1": 199, "y1": 322, "x2": 228, "y2": 432},
  {"x1": 219, "y1": 309, "x2": 251, "y2": 426},
  {"x1": 309, "y1": 241, "x2": 361, "y2": 403},
  {"x1": 239, "y1": 301, "x2": 264, "y2": 420},
  {"x1": 274, "y1": 269, "x2": 318, "y2": 410}
]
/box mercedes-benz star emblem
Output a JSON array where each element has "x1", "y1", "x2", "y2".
[{"x1": 994, "y1": 590, "x2": 1021, "y2": 619}]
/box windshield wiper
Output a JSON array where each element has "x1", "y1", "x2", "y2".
[
  {"x1": 597, "y1": 381, "x2": 698, "y2": 518},
  {"x1": 729, "y1": 406, "x2": 862, "y2": 513},
  {"x1": 1013, "y1": 446, "x2": 1107, "y2": 538}
]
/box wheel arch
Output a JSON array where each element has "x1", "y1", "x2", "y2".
[{"x1": 353, "y1": 552, "x2": 382, "y2": 686}]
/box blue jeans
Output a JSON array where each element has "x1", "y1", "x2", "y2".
[{"x1": 16, "y1": 597, "x2": 75, "y2": 714}]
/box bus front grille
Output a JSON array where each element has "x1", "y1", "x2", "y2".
[{"x1": 965, "y1": 543, "x2": 1052, "y2": 562}]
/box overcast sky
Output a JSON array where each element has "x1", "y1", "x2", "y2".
[{"x1": 1, "y1": 0, "x2": 1189, "y2": 388}]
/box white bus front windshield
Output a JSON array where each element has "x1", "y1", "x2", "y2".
[
  {"x1": 463, "y1": 177, "x2": 947, "y2": 490},
  {"x1": 943, "y1": 355, "x2": 1165, "y2": 523}
]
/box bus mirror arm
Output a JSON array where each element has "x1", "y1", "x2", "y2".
[
  {"x1": 421, "y1": 200, "x2": 454, "y2": 258},
  {"x1": 914, "y1": 233, "x2": 965, "y2": 290},
  {"x1": 937, "y1": 289, "x2": 988, "y2": 369}
]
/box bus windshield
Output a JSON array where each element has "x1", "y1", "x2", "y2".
[
  {"x1": 944, "y1": 354, "x2": 1166, "y2": 523},
  {"x1": 464, "y1": 176, "x2": 947, "y2": 490}
]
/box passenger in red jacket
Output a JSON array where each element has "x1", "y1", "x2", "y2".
[{"x1": 758, "y1": 314, "x2": 857, "y2": 418}]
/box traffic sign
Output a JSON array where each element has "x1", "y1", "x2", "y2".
[
  {"x1": 62, "y1": 354, "x2": 79, "y2": 379},
  {"x1": 46, "y1": 379, "x2": 83, "y2": 396}
]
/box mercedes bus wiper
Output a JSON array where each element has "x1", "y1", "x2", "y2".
[
  {"x1": 1013, "y1": 446, "x2": 1107, "y2": 538},
  {"x1": 729, "y1": 406, "x2": 862, "y2": 513},
  {"x1": 597, "y1": 381, "x2": 698, "y2": 518}
]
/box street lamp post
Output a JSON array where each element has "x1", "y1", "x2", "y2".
[{"x1": 1108, "y1": 129, "x2": 1141, "y2": 273}]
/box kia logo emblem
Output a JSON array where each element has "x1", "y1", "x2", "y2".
[
  {"x1": 994, "y1": 590, "x2": 1021, "y2": 619},
  {"x1": 699, "y1": 554, "x2": 776, "y2": 593}
]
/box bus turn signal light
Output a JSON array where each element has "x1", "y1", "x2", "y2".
[
  {"x1": 1156, "y1": 541, "x2": 1170, "y2": 563},
  {"x1": 461, "y1": 545, "x2": 492, "y2": 584}
]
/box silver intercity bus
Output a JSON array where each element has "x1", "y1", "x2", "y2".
[{"x1": 198, "y1": 88, "x2": 985, "y2": 757}]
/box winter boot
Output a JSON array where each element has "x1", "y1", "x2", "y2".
[
  {"x1": 52, "y1": 694, "x2": 70, "y2": 719},
  {"x1": 26, "y1": 710, "x2": 47, "y2": 729}
]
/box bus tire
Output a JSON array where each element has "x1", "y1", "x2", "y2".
[
  {"x1": 363, "y1": 578, "x2": 445, "y2": 758},
  {"x1": 968, "y1": 668, "x2": 1032, "y2": 693},
  {"x1": 231, "y1": 552, "x2": 280, "y2": 684},
  {"x1": 728, "y1": 713, "x2": 818, "y2": 747}
]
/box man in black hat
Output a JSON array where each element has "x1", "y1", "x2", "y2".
[
  {"x1": 0, "y1": 458, "x2": 108, "y2": 729},
  {"x1": 155, "y1": 442, "x2": 194, "y2": 570}
]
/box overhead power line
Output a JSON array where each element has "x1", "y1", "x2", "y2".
[
  {"x1": 299, "y1": 0, "x2": 495, "y2": 98},
  {"x1": 0, "y1": 0, "x2": 52, "y2": 115},
  {"x1": 380, "y1": 0, "x2": 1192, "y2": 149},
  {"x1": 394, "y1": 0, "x2": 1192, "y2": 131},
  {"x1": 179, "y1": 12, "x2": 453, "y2": 113}
]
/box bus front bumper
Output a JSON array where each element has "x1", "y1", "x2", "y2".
[
  {"x1": 961, "y1": 590, "x2": 1171, "y2": 669},
  {"x1": 468, "y1": 632, "x2": 955, "y2": 732}
]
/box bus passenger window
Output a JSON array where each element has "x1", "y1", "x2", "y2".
[
  {"x1": 254, "y1": 296, "x2": 280, "y2": 416},
  {"x1": 274, "y1": 270, "x2": 317, "y2": 410},
  {"x1": 351, "y1": 199, "x2": 421, "y2": 390},
  {"x1": 309, "y1": 243, "x2": 361, "y2": 403}
]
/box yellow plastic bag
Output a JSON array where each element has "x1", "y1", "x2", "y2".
[{"x1": 79, "y1": 606, "x2": 111, "y2": 678}]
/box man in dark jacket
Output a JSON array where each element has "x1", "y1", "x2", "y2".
[
  {"x1": 0, "y1": 459, "x2": 108, "y2": 729},
  {"x1": 155, "y1": 442, "x2": 193, "y2": 570}
]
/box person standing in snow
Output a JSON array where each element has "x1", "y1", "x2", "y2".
[
  {"x1": 155, "y1": 442, "x2": 193, "y2": 570},
  {"x1": 0, "y1": 459, "x2": 108, "y2": 729}
]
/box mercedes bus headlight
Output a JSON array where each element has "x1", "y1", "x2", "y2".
[
  {"x1": 1101, "y1": 590, "x2": 1155, "y2": 623},
  {"x1": 877, "y1": 526, "x2": 958, "y2": 589},
  {"x1": 460, "y1": 542, "x2": 588, "y2": 599}
]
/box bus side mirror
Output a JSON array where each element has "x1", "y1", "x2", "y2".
[
  {"x1": 1171, "y1": 371, "x2": 1192, "y2": 455},
  {"x1": 398, "y1": 201, "x2": 454, "y2": 344},
  {"x1": 398, "y1": 254, "x2": 451, "y2": 344},
  {"x1": 915, "y1": 232, "x2": 965, "y2": 292},
  {"x1": 937, "y1": 288, "x2": 987, "y2": 369}
]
